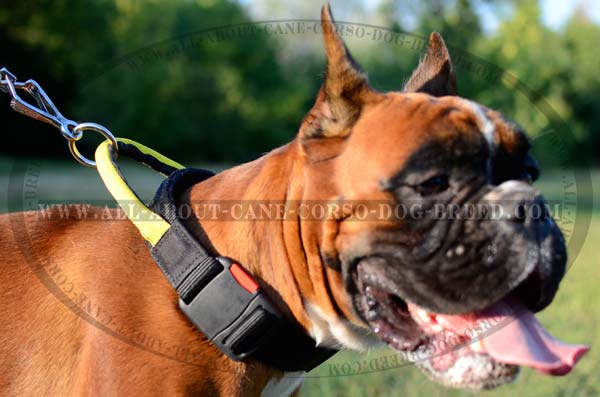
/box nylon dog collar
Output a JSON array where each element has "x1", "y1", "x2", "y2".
[{"x1": 94, "y1": 139, "x2": 336, "y2": 372}]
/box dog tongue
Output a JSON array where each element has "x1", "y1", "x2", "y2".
[{"x1": 429, "y1": 301, "x2": 589, "y2": 375}]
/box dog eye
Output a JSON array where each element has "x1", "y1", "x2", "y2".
[
  {"x1": 524, "y1": 165, "x2": 539, "y2": 183},
  {"x1": 523, "y1": 153, "x2": 539, "y2": 183},
  {"x1": 417, "y1": 174, "x2": 450, "y2": 196}
]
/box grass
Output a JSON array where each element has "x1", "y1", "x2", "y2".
[{"x1": 0, "y1": 157, "x2": 597, "y2": 396}]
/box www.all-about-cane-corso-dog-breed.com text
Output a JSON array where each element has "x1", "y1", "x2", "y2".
[{"x1": 0, "y1": 4, "x2": 588, "y2": 397}]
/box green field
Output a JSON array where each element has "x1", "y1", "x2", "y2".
[{"x1": 0, "y1": 158, "x2": 597, "y2": 397}]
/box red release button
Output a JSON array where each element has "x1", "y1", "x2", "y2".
[{"x1": 229, "y1": 263, "x2": 260, "y2": 294}]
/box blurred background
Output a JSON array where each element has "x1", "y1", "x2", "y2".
[
  {"x1": 1, "y1": 0, "x2": 599, "y2": 396},
  {"x1": 1, "y1": 0, "x2": 599, "y2": 164}
]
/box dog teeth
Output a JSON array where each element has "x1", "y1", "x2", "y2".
[
  {"x1": 415, "y1": 308, "x2": 435, "y2": 324},
  {"x1": 411, "y1": 308, "x2": 445, "y2": 333},
  {"x1": 471, "y1": 338, "x2": 484, "y2": 353}
]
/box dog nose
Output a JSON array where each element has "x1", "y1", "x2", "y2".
[{"x1": 481, "y1": 180, "x2": 549, "y2": 223}]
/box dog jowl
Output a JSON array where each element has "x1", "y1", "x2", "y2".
[{"x1": 304, "y1": 5, "x2": 589, "y2": 390}]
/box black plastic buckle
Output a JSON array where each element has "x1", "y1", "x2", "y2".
[{"x1": 178, "y1": 257, "x2": 281, "y2": 361}]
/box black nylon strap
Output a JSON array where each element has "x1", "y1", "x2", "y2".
[
  {"x1": 148, "y1": 168, "x2": 223, "y2": 302},
  {"x1": 144, "y1": 167, "x2": 337, "y2": 372},
  {"x1": 151, "y1": 222, "x2": 224, "y2": 303},
  {"x1": 112, "y1": 144, "x2": 225, "y2": 303},
  {"x1": 117, "y1": 141, "x2": 180, "y2": 176}
]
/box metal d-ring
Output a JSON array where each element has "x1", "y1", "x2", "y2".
[{"x1": 68, "y1": 122, "x2": 119, "y2": 168}]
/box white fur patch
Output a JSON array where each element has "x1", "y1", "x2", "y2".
[
  {"x1": 261, "y1": 372, "x2": 305, "y2": 397},
  {"x1": 494, "y1": 179, "x2": 528, "y2": 192},
  {"x1": 461, "y1": 99, "x2": 497, "y2": 181},
  {"x1": 464, "y1": 99, "x2": 497, "y2": 153},
  {"x1": 304, "y1": 301, "x2": 381, "y2": 351},
  {"x1": 482, "y1": 180, "x2": 529, "y2": 201}
]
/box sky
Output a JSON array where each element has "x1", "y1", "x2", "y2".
[
  {"x1": 541, "y1": 0, "x2": 600, "y2": 29},
  {"x1": 243, "y1": 0, "x2": 600, "y2": 31}
]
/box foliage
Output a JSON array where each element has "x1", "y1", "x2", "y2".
[{"x1": 0, "y1": 0, "x2": 598, "y2": 165}]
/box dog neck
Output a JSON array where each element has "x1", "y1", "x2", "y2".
[
  {"x1": 183, "y1": 141, "x2": 310, "y2": 328},
  {"x1": 182, "y1": 139, "x2": 376, "y2": 353}
]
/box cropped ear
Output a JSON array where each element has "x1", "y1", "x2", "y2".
[
  {"x1": 299, "y1": 5, "x2": 380, "y2": 142},
  {"x1": 403, "y1": 32, "x2": 457, "y2": 96}
]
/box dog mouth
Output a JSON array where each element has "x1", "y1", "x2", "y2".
[{"x1": 353, "y1": 261, "x2": 589, "y2": 390}]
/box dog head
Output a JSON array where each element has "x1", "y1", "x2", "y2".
[{"x1": 297, "y1": 5, "x2": 580, "y2": 389}]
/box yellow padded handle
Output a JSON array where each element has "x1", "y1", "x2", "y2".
[{"x1": 95, "y1": 138, "x2": 185, "y2": 246}]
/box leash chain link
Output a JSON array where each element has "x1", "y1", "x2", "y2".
[{"x1": 0, "y1": 67, "x2": 118, "y2": 168}]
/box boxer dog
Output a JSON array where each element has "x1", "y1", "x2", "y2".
[{"x1": 0, "y1": 5, "x2": 587, "y2": 396}]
